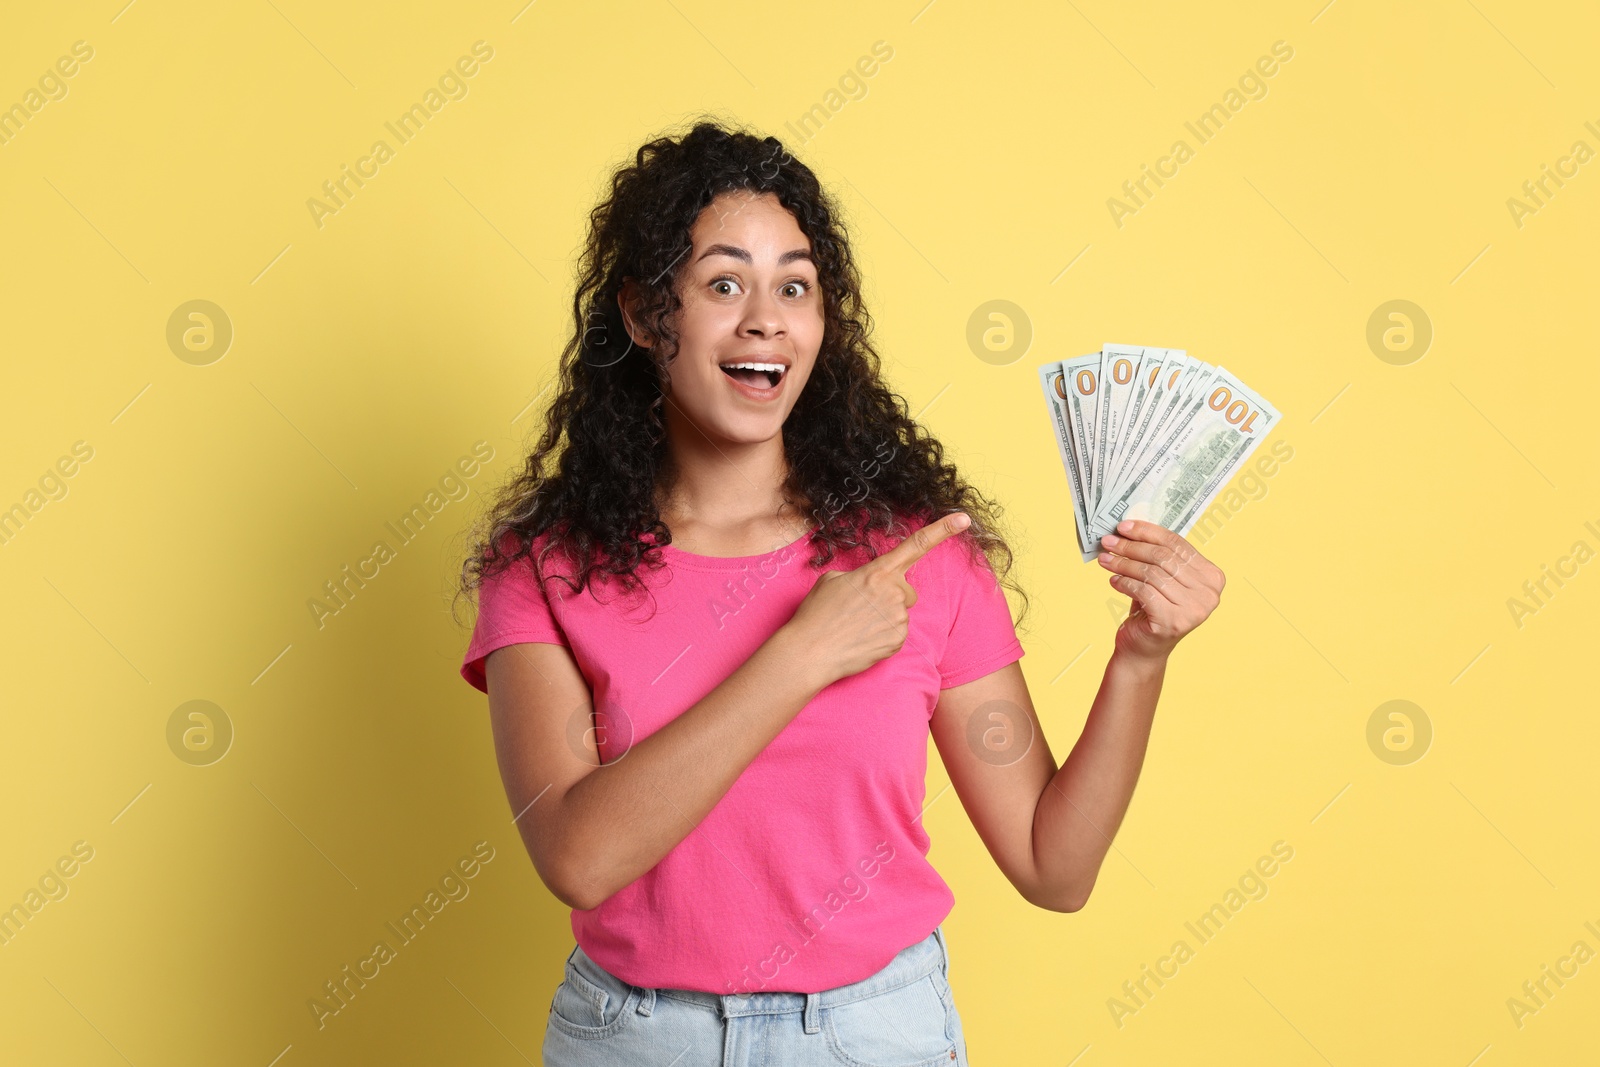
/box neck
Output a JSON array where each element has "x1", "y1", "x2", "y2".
[{"x1": 656, "y1": 427, "x2": 803, "y2": 531}]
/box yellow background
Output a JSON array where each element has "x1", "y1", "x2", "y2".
[{"x1": 3, "y1": 0, "x2": 1596, "y2": 1063}]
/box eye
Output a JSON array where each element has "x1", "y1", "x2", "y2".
[
  {"x1": 710, "y1": 275, "x2": 743, "y2": 296},
  {"x1": 781, "y1": 280, "x2": 812, "y2": 298}
]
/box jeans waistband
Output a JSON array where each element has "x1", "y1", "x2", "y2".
[{"x1": 568, "y1": 925, "x2": 951, "y2": 1020}]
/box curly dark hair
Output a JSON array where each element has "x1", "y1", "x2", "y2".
[{"x1": 453, "y1": 114, "x2": 1029, "y2": 633}]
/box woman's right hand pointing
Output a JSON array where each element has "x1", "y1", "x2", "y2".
[{"x1": 782, "y1": 512, "x2": 972, "y2": 688}]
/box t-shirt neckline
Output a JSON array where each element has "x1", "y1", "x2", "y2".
[{"x1": 647, "y1": 522, "x2": 822, "y2": 570}]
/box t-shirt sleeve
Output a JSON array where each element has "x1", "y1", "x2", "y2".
[
  {"x1": 460, "y1": 550, "x2": 571, "y2": 695},
  {"x1": 935, "y1": 535, "x2": 1025, "y2": 689}
]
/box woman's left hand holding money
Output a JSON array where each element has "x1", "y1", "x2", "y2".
[{"x1": 1097, "y1": 519, "x2": 1224, "y2": 663}]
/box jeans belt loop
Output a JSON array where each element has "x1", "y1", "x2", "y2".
[
  {"x1": 634, "y1": 986, "x2": 655, "y2": 1016},
  {"x1": 803, "y1": 991, "x2": 821, "y2": 1034}
]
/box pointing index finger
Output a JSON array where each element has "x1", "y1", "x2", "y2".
[{"x1": 872, "y1": 512, "x2": 971, "y2": 576}]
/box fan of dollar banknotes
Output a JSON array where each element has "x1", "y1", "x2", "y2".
[{"x1": 1038, "y1": 345, "x2": 1281, "y2": 562}]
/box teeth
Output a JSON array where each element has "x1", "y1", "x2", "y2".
[{"x1": 719, "y1": 361, "x2": 786, "y2": 374}]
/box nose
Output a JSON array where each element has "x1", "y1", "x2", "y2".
[{"x1": 738, "y1": 285, "x2": 785, "y2": 339}]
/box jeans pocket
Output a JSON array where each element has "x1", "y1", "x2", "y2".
[
  {"x1": 548, "y1": 956, "x2": 638, "y2": 1040},
  {"x1": 823, "y1": 972, "x2": 956, "y2": 1067}
]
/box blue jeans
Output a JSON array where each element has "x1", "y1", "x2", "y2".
[{"x1": 543, "y1": 925, "x2": 971, "y2": 1066}]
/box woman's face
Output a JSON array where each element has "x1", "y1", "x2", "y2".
[{"x1": 627, "y1": 190, "x2": 824, "y2": 449}]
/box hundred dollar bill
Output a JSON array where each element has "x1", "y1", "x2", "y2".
[
  {"x1": 1038, "y1": 358, "x2": 1100, "y2": 560},
  {"x1": 1092, "y1": 344, "x2": 1144, "y2": 508},
  {"x1": 1108, "y1": 349, "x2": 1187, "y2": 490},
  {"x1": 1107, "y1": 347, "x2": 1179, "y2": 482},
  {"x1": 1053, "y1": 351, "x2": 1102, "y2": 513},
  {"x1": 1099, "y1": 356, "x2": 1211, "y2": 516},
  {"x1": 1090, "y1": 361, "x2": 1223, "y2": 534},
  {"x1": 1091, "y1": 368, "x2": 1281, "y2": 536},
  {"x1": 1161, "y1": 367, "x2": 1283, "y2": 538}
]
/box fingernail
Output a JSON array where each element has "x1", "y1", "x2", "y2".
[
  {"x1": 952, "y1": 513, "x2": 970, "y2": 529},
  {"x1": 1102, "y1": 534, "x2": 1120, "y2": 546},
  {"x1": 1118, "y1": 520, "x2": 1135, "y2": 533}
]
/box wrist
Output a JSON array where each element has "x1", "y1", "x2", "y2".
[
  {"x1": 1110, "y1": 645, "x2": 1169, "y2": 682},
  {"x1": 770, "y1": 623, "x2": 838, "y2": 694}
]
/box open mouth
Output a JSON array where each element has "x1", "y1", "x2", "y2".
[{"x1": 718, "y1": 362, "x2": 786, "y2": 390}]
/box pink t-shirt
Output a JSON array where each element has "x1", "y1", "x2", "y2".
[{"x1": 459, "y1": 516, "x2": 1025, "y2": 994}]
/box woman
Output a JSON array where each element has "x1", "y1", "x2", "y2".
[{"x1": 456, "y1": 118, "x2": 1223, "y2": 1065}]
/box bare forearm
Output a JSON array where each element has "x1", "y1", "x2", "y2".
[
  {"x1": 1029, "y1": 648, "x2": 1166, "y2": 910},
  {"x1": 552, "y1": 626, "x2": 829, "y2": 908}
]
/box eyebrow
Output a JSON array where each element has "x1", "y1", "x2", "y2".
[{"x1": 694, "y1": 243, "x2": 814, "y2": 267}]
